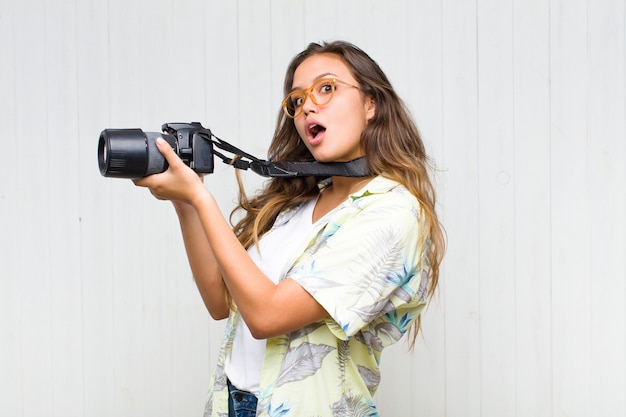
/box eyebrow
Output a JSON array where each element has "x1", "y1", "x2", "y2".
[{"x1": 289, "y1": 73, "x2": 338, "y2": 92}]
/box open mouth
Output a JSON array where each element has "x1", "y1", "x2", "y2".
[{"x1": 308, "y1": 123, "x2": 326, "y2": 139}]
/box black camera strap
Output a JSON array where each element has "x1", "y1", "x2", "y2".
[
  {"x1": 249, "y1": 158, "x2": 370, "y2": 177},
  {"x1": 210, "y1": 136, "x2": 371, "y2": 178}
]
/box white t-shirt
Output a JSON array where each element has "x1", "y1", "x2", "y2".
[{"x1": 224, "y1": 197, "x2": 317, "y2": 395}]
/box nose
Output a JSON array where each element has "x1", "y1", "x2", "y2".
[{"x1": 301, "y1": 92, "x2": 318, "y2": 115}]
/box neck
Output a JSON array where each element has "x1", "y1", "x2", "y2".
[{"x1": 312, "y1": 175, "x2": 375, "y2": 222}]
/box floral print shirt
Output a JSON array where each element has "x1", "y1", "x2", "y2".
[{"x1": 203, "y1": 176, "x2": 431, "y2": 417}]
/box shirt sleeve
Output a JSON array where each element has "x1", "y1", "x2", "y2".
[{"x1": 288, "y1": 188, "x2": 428, "y2": 340}]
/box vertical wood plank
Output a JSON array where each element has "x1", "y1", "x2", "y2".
[
  {"x1": 44, "y1": 0, "x2": 84, "y2": 416},
  {"x1": 550, "y1": 0, "x2": 591, "y2": 416},
  {"x1": 587, "y1": 1, "x2": 626, "y2": 415},
  {"x1": 476, "y1": 0, "x2": 517, "y2": 415},
  {"x1": 512, "y1": 0, "x2": 553, "y2": 416},
  {"x1": 0, "y1": 1, "x2": 21, "y2": 416},
  {"x1": 441, "y1": 0, "x2": 481, "y2": 416},
  {"x1": 13, "y1": 0, "x2": 54, "y2": 415}
]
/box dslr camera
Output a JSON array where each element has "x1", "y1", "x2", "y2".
[{"x1": 98, "y1": 122, "x2": 214, "y2": 179}]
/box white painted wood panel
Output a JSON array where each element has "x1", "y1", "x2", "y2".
[
  {"x1": 1, "y1": 0, "x2": 625, "y2": 416},
  {"x1": 587, "y1": 1, "x2": 626, "y2": 416},
  {"x1": 550, "y1": 1, "x2": 593, "y2": 416},
  {"x1": 11, "y1": 1, "x2": 54, "y2": 416},
  {"x1": 45, "y1": 2, "x2": 84, "y2": 416},
  {"x1": 477, "y1": 1, "x2": 517, "y2": 415},
  {"x1": 512, "y1": 1, "x2": 553, "y2": 416},
  {"x1": 440, "y1": 0, "x2": 482, "y2": 416},
  {"x1": 0, "y1": 1, "x2": 19, "y2": 416}
]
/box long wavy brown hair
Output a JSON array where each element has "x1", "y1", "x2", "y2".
[{"x1": 231, "y1": 41, "x2": 445, "y2": 346}]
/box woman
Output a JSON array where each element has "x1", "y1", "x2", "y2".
[{"x1": 135, "y1": 40, "x2": 445, "y2": 417}]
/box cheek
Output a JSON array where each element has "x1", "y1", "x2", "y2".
[
  {"x1": 339, "y1": 105, "x2": 369, "y2": 136},
  {"x1": 294, "y1": 120, "x2": 307, "y2": 139}
]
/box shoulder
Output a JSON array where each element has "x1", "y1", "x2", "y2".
[
  {"x1": 316, "y1": 176, "x2": 423, "y2": 247},
  {"x1": 349, "y1": 176, "x2": 421, "y2": 220}
]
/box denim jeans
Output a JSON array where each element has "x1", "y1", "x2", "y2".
[{"x1": 227, "y1": 379, "x2": 258, "y2": 417}]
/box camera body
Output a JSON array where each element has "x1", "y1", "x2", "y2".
[{"x1": 98, "y1": 122, "x2": 214, "y2": 179}]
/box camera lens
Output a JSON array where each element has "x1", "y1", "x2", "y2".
[{"x1": 98, "y1": 129, "x2": 174, "y2": 178}]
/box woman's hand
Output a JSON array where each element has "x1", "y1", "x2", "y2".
[{"x1": 133, "y1": 137, "x2": 207, "y2": 205}]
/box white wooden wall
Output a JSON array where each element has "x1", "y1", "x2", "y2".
[{"x1": 1, "y1": 0, "x2": 624, "y2": 416}]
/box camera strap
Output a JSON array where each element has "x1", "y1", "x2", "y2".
[{"x1": 210, "y1": 136, "x2": 371, "y2": 178}]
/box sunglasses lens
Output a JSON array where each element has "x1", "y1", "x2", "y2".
[
  {"x1": 312, "y1": 80, "x2": 334, "y2": 106},
  {"x1": 282, "y1": 79, "x2": 337, "y2": 118},
  {"x1": 285, "y1": 98, "x2": 298, "y2": 117}
]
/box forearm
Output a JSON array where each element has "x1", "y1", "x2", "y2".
[
  {"x1": 174, "y1": 202, "x2": 230, "y2": 319},
  {"x1": 131, "y1": 140, "x2": 322, "y2": 328},
  {"x1": 189, "y1": 192, "x2": 328, "y2": 338}
]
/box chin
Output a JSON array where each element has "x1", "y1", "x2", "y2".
[
  {"x1": 310, "y1": 146, "x2": 363, "y2": 163},
  {"x1": 313, "y1": 155, "x2": 335, "y2": 163}
]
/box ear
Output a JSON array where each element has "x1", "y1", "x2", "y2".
[{"x1": 364, "y1": 96, "x2": 376, "y2": 122}]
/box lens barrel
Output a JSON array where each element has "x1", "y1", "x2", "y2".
[{"x1": 98, "y1": 129, "x2": 175, "y2": 179}]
